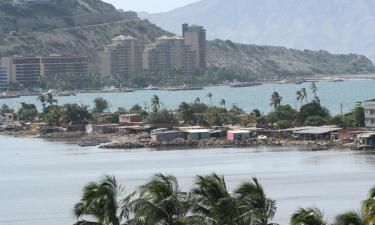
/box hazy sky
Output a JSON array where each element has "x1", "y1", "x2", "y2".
[{"x1": 104, "y1": 0, "x2": 199, "y2": 13}]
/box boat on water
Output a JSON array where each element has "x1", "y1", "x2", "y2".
[
  {"x1": 164, "y1": 84, "x2": 203, "y2": 91},
  {"x1": 55, "y1": 91, "x2": 76, "y2": 97},
  {"x1": 0, "y1": 92, "x2": 21, "y2": 99},
  {"x1": 102, "y1": 86, "x2": 134, "y2": 93},
  {"x1": 322, "y1": 77, "x2": 345, "y2": 82},
  {"x1": 144, "y1": 85, "x2": 160, "y2": 90},
  {"x1": 230, "y1": 82, "x2": 262, "y2": 88}
]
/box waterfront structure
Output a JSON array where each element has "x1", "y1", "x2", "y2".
[
  {"x1": 0, "y1": 67, "x2": 8, "y2": 90},
  {"x1": 227, "y1": 130, "x2": 250, "y2": 141},
  {"x1": 364, "y1": 99, "x2": 375, "y2": 129},
  {"x1": 0, "y1": 55, "x2": 88, "y2": 88},
  {"x1": 151, "y1": 131, "x2": 186, "y2": 142},
  {"x1": 119, "y1": 114, "x2": 143, "y2": 125},
  {"x1": 99, "y1": 35, "x2": 143, "y2": 76},
  {"x1": 143, "y1": 36, "x2": 196, "y2": 74},
  {"x1": 182, "y1": 23, "x2": 207, "y2": 69},
  {"x1": 187, "y1": 129, "x2": 210, "y2": 140}
]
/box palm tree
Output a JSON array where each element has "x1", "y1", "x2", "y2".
[
  {"x1": 335, "y1": 187, "x2": 375, "y2": 225},
  {"x1": 73, "y1": 175, "x2": 133, "y2": 225},
  {"x1": 301, "y1": 88, "x2": 308, "y2": 104},
  {"x1": 132, "y1": 174, "x2": 191, "y2": 225},
  {"x1": 290, "y1": 207, "x2": 327, "y2": 225},
  {"x1": 151, "y1": 95, "x2": 160, "y2": 113},
  {"x1": 38, "y1": 95, "x2": 46, "y2": 109},
  {"x1": 191, "y1": 173, "x2": 240, "y2": 225},
  {"x1": 178, "y1": 102, "x2": 194, "y2": 124},
  {"x1": 219, "y1": 99, "x2": 226, "y2": 110},
  {"x1": 235, "y1": 178, "x2": 277, "y2": 225},
  {"x1": 335, "y1": 211, "x2": 365, "y2": 225},
  {"x1": 310, "y1": 82, "x2": 318, "y2": 101},
  {"x1": 362, "y1": 187, "x2": 375, "y2": 225},
  {"x1": 296, "y1": 90, "x2": 303, "y2": 107},
  {"x1": 270, "y1": 92, "x2": 282, "y2": 110},
  {"x1": 207, "y1": 93, "x2": 213, "y2": 107},
  {"x1": 46, "y1": 93, "x2": 57, "y2": 106},
  {"x1": 194, "y1": 97, "x2": 201, "y2": 104}
]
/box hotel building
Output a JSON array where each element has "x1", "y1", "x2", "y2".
[
  {"x1": 182, "y1": 24, "x2": 207, "y2": 69},
  {"x1": 99, "y1": 35, "x2": 143, "y2": 76},
  {"x1": 143, "y1": 36, "x2": 196, "y2": 74},
  {"x1": 0, "y1": 55, "x2": 88, "y2": 88}
]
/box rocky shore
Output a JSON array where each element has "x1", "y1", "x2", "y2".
[{"x1": 0, "y1": 130, "x2": 368, "y2": 151}]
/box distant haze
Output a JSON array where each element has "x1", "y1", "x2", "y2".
[
  {"x1": 103, "y1": 0, "x2": 199, "y2": 13},
  {"x1": 141, "y1": 0, "x2": 375, "y2": 62}
]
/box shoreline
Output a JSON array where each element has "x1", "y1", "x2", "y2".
[{"x1": 0, "y1": 131, "x2": 369, "y2": 151}]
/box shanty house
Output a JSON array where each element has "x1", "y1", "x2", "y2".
[
  {"x1": 151, "y1": 131, "x2": 186, "y2": 142},
  {"x1": 227, "y1": 130, "x2": 250, "y2": 141},
  {"x1": 119, "y1": 114, "x2": 143, "y2": 125},
  {"x1": 187, "y1": 129, "x2": 210, "y2": 140},
  {"x1": 294, "y1": 126, "x2": 342, "y2": 140},
  {"x1": 85, "y1": 124, "x2": 118, "y2": 134}
]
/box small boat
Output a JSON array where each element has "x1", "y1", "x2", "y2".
[
  {"x1": 0, "y1": 92, "x2": 20, "y2": 99},
  {"x1": 230, "y1": 82, "x2": 262, "y2": 88},
  {"x1": 144, "y1": 85, "x2": 160, "y2": 90},
  {"x1": 164, "y1": 84, "x2": 203, "y2": 91},
  {"x1": 56, "y1": 91, "x2": 76, "y2": 97}
]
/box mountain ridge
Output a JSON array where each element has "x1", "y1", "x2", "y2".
[
  {"x1": 0, "y1": 0, "x2": 373, "y2": 77},
  {"x1": 140, "y1": 0, "x2": 375, "y2": 62}
]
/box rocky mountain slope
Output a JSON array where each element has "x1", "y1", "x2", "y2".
[
  {"x1": 141, "y1": 0, "x2": 375, "y2": 62},
  {"x1": 208, "y1": 40, "x2": 374, "y2": 76},
  {"x1": 0, "y1": 0, "x2": 373, "y2": 76},
  {"x1": 0, "y1": 0, "x2": 125, "y2": 36}
]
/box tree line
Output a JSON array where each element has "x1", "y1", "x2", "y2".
[
  {"x1": 0, "y1": 81, "x2": 366, "y2": 129},
  {"x1": 73, "y1": 174, "x2": 374, "y2": 225}
]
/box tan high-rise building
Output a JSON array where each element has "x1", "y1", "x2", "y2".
[
  {"x1": 100, "y1": 35, "x2": 143, "y2": 76},
  {"x1": 182, "y1": 24, "x2": 207, "y2": 69},
  {"x1": 143, "y1": 36, "x2": 196, "y2": 74}
]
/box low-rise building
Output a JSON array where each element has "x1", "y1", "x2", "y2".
[
  {"x1": 357, "y1": 132, "x2": 375, "y2": 146},
  {"x1": 363, "y1": 99, "x2": 375, "y2": 130},
  {"x1": 119, "y1": 114, "x2": 143, "y2": 125},
  {"x1": 85, "y1": 123, "x2": 118, "y2": 134},
  {"x1": 187, "y1": 129, "x2": 210, "y2": 140},
  {"x1": 151, "y1": 131, "x2": 186, "y2": 143},
  {"x1": 227, "y1": 130, "x2": 250, "y2": 141},
  {"x1": 294, "y1": 126, "x2": 342, "y2": 140}
]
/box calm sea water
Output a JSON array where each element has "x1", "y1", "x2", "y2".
[
  {"x1": 0, "y1": 136, "x2": 374, "y2": 225},
  {"x1": 1, "y1": 79, "x2": 375, "y2": 115}
]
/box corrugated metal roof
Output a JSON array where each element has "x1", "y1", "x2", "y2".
[{"x1": 294, "y1": 127, "x2": 342, "y2": 135}]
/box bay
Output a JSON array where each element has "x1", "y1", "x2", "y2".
[
  {"x1": 1, "y1": 79, "x2": 375, "y2": 115},
  {"x1": 0, "y1": 136, "x2": 374, "y2": 225}
]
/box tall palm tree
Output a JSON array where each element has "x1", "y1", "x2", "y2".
[
  {"x1": 151, "y1": 95, "x2": 160, "y2": 113},
  {"x1": 310, "y1": 82, "x2": 318, "y2": 100},
  {"x1": 270, "y1": 92, "x2": 282, "y2": 110},
  {"x1": 219, "y1": 99, "x2": 226, "y2": 110},
  {"x1": 335, "y1": 187, "x2": 375, "y2": 225},
  {"x1": 73, "y1": 175, "x2": 133, "y2": 225},
  {"x1": 132, "y1": 174, "x2": 191, "y2": 225},
  {"x1": 46, "y1": 93, "x2": 57, "y2": 106},
  {"x1": 290, "y1": 207, "x2": 327, "y2": 225},
  {"x1": 235, "y1": 178, "x2": 277, "y2": 225},
  {"x1": 38, "y1": 95, "x2": 47, "y2": 109},
  {"x1": 191, "y1": 173, "x2": 240, "y2": 225},
  {"x1": 207, "y1": 93, "x2": 213, "y2": 107},
  {"x1": 296, "y1": 90, "x2": 303, "y2": 107},
  {"x1": 301, "y1": 88, "x2": 308, "y2": 104}
]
